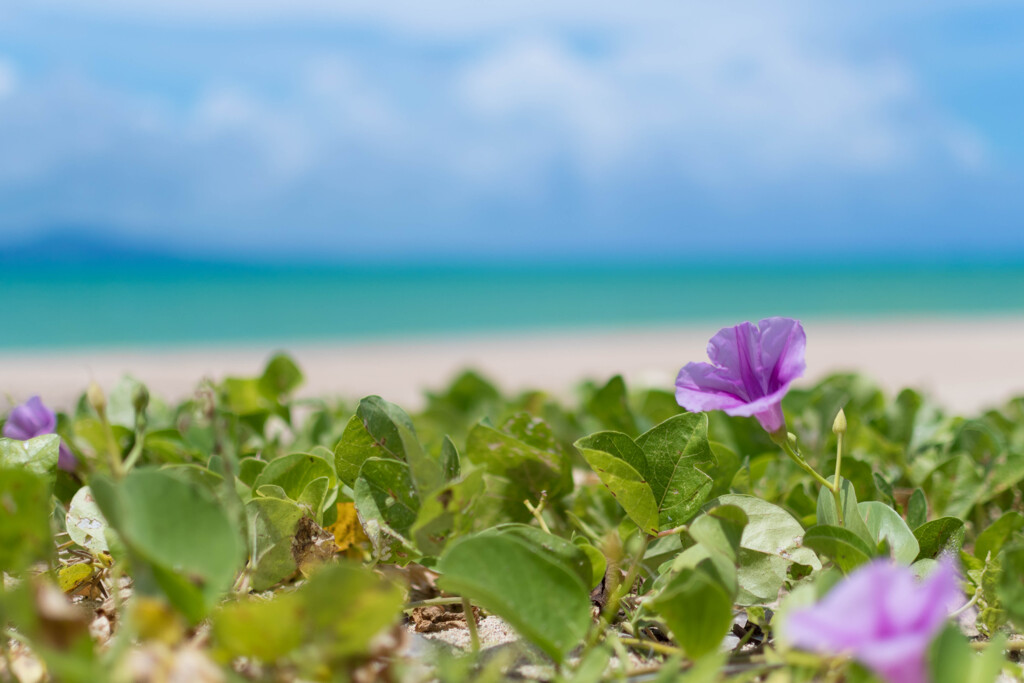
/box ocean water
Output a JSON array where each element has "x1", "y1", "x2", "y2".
[{"x1": 3, "y1": 262, "x2": 1024, "y2": 350}]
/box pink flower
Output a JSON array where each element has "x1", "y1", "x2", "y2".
[
  {"x1": 675, "y1": 317, "x2": 805, "y2": 434},
  {"x1": 3, "y1": 396, "x2": 77, "y2": 471},
  {"x1": 785, "y1": 559, "x2": 963, "y2": 683}
]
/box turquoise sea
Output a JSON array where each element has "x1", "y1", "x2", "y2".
[{"x1": 3, "y1": 261, "x2": 1024, "y2": 350}]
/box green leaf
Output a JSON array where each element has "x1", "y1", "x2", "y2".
[
  {"x1": 0, "y1": 467, "x2": 52, "y2": 572},
  {"x1": 733, "y1": 549, "x2": 789, "y2": 603},
  {"x1": 440, "y1": 435, "x2": 461, "y2": 482},
  {"x1": 997, "y1": 542, "x2": 1024, "y2": 631},
  {"x1": 222, "y1": 377, "x2": 271, "y2": 417},
  {"x1": 586, "y1": 375, "x2": 639, "y2": 436},
  {"x1": 975, "y1": 511, "x2": 1024, "y2": 561},
  {"x1": 707, "y1": 441, "x2": 742, "y2": 498},
  {"x1": 297, "y1": 476, "x2": 331, "y2": 520},
  {"x1": 565, "y1": 647, "x2": 612, "y2": 683},
  {"x1": 924, "y1": 455, "x2": 984, "y2": 519},
  {"x1": 411, "y1": 470, "x2": 484, "y2": 556},
  {"x1": 238, "y1": 457, "x2": 267, "y2": 487},
  {"x1": 689, "y1": 504, "x2": 748, "y2": 562},
  {"x1": 436, "y1": 531, "x2": 591, "y2": 663},
  {"x1": 66, "y1": 486, "x2": 109, "y2": 553},
  {"x1": 802, "y1": 525, "x2": 874, "y2": 573},
  {"x1": 907, "y1": 487, "x2": 928, "y2": 529},
  {"x1": 873, "y1": 472, "x2": 896, "y2": 507},
  {"x1": 0, "y1": 434, "x2": 60, "y2": 479},
  {"x1": 705, "y1": 494, "x2": 820, "y2": 603},
  {"x1": 913, "y1": 517, "x2": 965, "y2": 561},
  {"x1": 636, "y1": 413, "x2": 715, "y2": 530},
  {"x1": 333, "y1": 396, "x2": 419, "y2": 487},
  {"x1": 253, "y1": 451, "x2": 336, "y2": 500},
  {"x1": 353, "y1": 457, "x2": 420, "y2": 562},
  {"x1": 491, "y1": 524, "x2": 593, "y2": 590},
  {"x1": 649, "y1": 562, "x2": 734, "y2": 658},
  {"x1": 91, "y1": 469, "x2": 244, "y2": 618},
  {"x1": 573, "y1": 539, "x2": 607, "y2": 589},
  {"x1": 816, "y1": 478, "x2": 873, "y2": 547},
  {"x1": 575, "y1": 432, "x2": 659, "y2": 535},
  {"x1": 968, "y1": 633, "x2": 1009, "y2": 683},
  {"x1": 213, "y1": 592, "x2": 304, "y2": 661},
  {"x1": 500, "y1": 412, "x2": 560, "y2": 453},
  {"x1": 105, "y1": 375, "x2": 147, "y2": 429},
  {"x1": 213, "y1": 562, "x2": 402, "y2": 664},
  {"x1": 259, "y1": 354, "x2": 304, "y2": 398},
  {"x1": 247, "y1": 496, "x2": 304, "y2": 591},
  {"x1": 300, "y1": 562, "x2": 405, "y2": 658},
  {"x1": 256, "y1": 484, "x2": 289, "y2": 500},
  {"x1": 929, "y1": 624, "x2": 1007, "y2": 683},
  {"x1": 466, "y1": 422, "x2": 568, "y2": 501},
  {"x1": 858, "y1": 501, "x2": 920, "y2": 565}
]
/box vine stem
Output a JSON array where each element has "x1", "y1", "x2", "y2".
[
  {"x1": 772, "y1": 431, "x2": 836, "y2": 492},
  {"x1": 462, "y1": 597, "x2": 480, "y2": 653},
  {"x1": 832, "y1": 430, "x2": 845, "y2": 527},
  {"x1": 581, "y1": 533, "x2": 651, "y2": 654},
  {"x1": 656, "y1": 524, "x2": 688, "y2": 538},
  {"x1": 618, "y1": 636, "x2": 684, "y2": 658},
  {"x1": 950, "y1": 590, "x2": 980, "y2": 619},
  {"x1": 524, "y1": 494, "x2": 551, "y2": 534},
  {"x1": 971, "y1": 639, "x2": 1024, "y2": 651},
  {"x1": 403, "y1": 596, "x2": 464, "y2": 611}
]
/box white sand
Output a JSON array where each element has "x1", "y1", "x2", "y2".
[{"x1": 2, "y1": 315, "x2": 1023, "y2": 415}]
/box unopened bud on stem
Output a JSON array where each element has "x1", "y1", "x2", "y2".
[
  {"x1": 87, "y1": 382, "x2": 107, "y2": 416},
  {"x1": 832, "y1": 408, "x2": 847, "y2": 435},
  {"x1": 132, "y1": 384, "x2": 150, "y2": 416}
]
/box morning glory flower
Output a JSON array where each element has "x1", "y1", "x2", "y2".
[
  {"x1": 784, "y1": 559, "x2": 962, "y2": 683},
  {"x1": 675, "y1": 317, "x2": 805, "y2": 434},
  {"x1": 3, "y1": 396, "x2": 77, "y2": 471}
]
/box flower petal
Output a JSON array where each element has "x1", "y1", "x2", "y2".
[
  {"x1": 3, "y1": 396, "x2": 56, "y2": 440},
  {"x1": 756, "y1": 317, "x2": 806, "y2": 390},
  {"x1": 675, "y1": 362, "x2": 748, "y2": 412},
  {"x1": 705, "y1": 321, "x2": 766, "y2": 399},
  {"x1": 58, "y1": 443, "x2": 78, "y2": 472},
  {"x1": 786, "y1": 559, "x2": 960, "y2": 683}
]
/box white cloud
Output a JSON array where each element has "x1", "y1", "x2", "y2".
[
  {"x1": 447, "y1": 9, "x2": 981, "y2": 191},
  {"x1": 0, "y1": 0, "x2": 995, "y2": 251}
]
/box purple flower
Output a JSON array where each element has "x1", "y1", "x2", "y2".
[
  {"x1": 3, "y1": 396, "x2": 76, "y2": 471},
  {"x1": 675, "y1": 317, "x2": 805, "y2": 434},
  {"x1": 785, "y1": 559, "x2": 963, "y2": 683}
]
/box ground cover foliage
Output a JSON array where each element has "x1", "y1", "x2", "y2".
[{"x1": 3, "y1": 354, "x2": 1024, "y2": 681}]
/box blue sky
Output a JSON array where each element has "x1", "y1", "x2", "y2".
[{"x1": 1, "y1": 1, "x2": 1023, "y2": 263}]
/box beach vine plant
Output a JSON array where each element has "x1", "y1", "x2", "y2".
[{"x1": 1, "y1": 317, "x2": 1022, "y2": 682}]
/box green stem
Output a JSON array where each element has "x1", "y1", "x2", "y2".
[
  {"x1": 583, "y1": 533, "x2": 651, "y2": 653},
  {"x1": 524, "y1": 495, "x2": 552, "y2": 535},
  {"x1": 98, "y1": 411, "x2": 124, "y2": 480},
  {"x1": 462, "y1": 597, "x2": 480, "y2": 653},
  {"x1": 656, "y1": 524, "x2": 688, "y2": 538},
  {"x1": 618, "y1": 636, "x2": 685, "y2": 658},
  {"x1": 832, "y1": 432, "x2": 845, "y2": 527},
  {"x1": 971, "y1": 639, "x2": 1024, "y2": 651},
  {"x1": 121, "y1": 431, "x2": 145, "y2": 473},
  {"x1": 773, "y1": 432, "x2": 836, "y2": 492},
  {"x1": 403, "y1": 596, "x2": 465, "y2": 611}
]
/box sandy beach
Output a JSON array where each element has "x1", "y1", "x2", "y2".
[{"x1": 2, "y1": 315, "x2": 1023, "y2": 415}]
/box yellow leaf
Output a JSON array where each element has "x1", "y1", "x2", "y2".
[
  {"x1": 327, "y1": 502, "x2": 368, "y2": 553},
  {"x1": 57, "y1": 563, "x2": 95, "y2": 593},
  {"x1": 131, "y1": 596, "x2": 185, "y2": 645}
]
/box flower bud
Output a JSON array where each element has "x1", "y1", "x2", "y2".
[
  {"x1": 832, "y1": 408, "x2": 847, "y2": 435},
  {"x1": 132, "y1": 384, "x2": 150, "y2": 416},
  {"x1": 87, "y1": 382, "x2": 107, "y2": 416}
]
